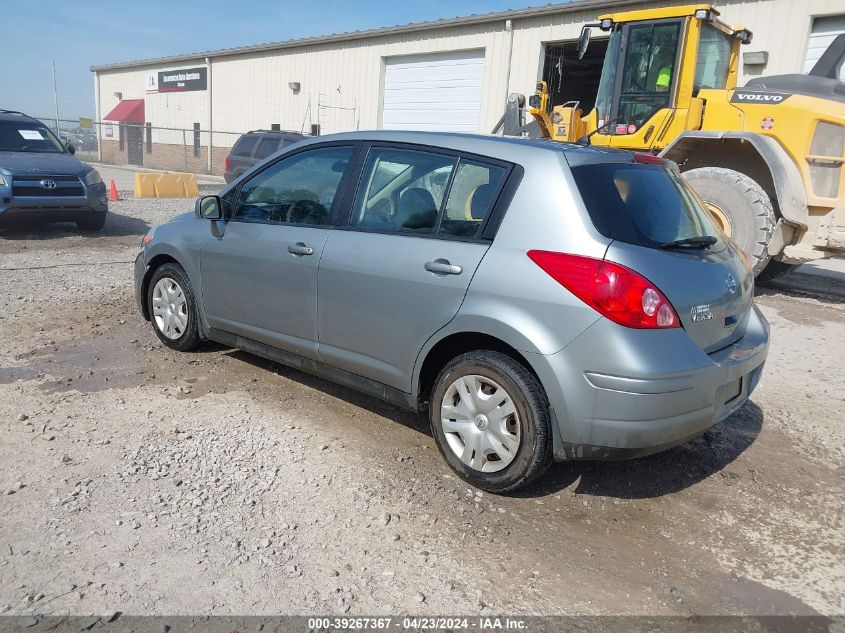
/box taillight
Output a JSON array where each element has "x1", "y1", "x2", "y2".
[
  {"x1": 225, "y1": 156, "x2": 231, "y2": 172},
  {"x1": 527, "y1": 251, "x2": 680, "y2": 329},
  {"x1": 633, "y1": 152, "x2": 664, "y2": 164}
]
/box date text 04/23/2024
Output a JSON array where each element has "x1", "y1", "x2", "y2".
[{"x1": 306, "y1": 617, "x2": 527, "y2": 630}]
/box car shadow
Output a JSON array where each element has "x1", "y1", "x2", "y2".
[
  {"x1": 518, "y1": 401, "x2": 764, "y2": 499},
  {"x1": 222, "y1": 349, "x2": 430, "y2": 435},
  {"x1": 0, "y1": 210, "x2": 150, "y2": 240},
  {"x1": 219, "y1": 347, "x2": 763, "y2": 500},
  {"x1": 756, "y1": 277, "x2": 845, "y2": 303}
]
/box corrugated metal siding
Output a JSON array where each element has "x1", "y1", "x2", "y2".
[
  {"x1": 95, "y1": 0, "x2": 845, "y2": 140},
  {"x1": 803, "y1": 14, "x2": 845, "y2": 78}
]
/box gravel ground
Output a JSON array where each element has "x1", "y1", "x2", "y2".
[{"x1": 0, "y1": 198, "x2": 843, "y2": 618}]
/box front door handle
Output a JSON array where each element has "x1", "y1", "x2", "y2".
[
  {"x1": 425, "y1": 259, "x2": 463, "y2": 276},
  {"x1": 288, "y1": 242, "x2": 314, "y2": 256}
]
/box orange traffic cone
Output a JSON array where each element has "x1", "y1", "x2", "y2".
[{"x1": 108, "y1": 179, "x2": 121, "y2": 202}]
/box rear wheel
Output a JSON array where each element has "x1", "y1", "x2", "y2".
[
  {"x1": 76, "y1": 210, "x2": 107, "y2": 232},
  {"x1": 429, "y1": 350, "x2": 553, "y2": 493},
  {"x1": 684, "y1": 167, "x2": 776, "y2": 276}
]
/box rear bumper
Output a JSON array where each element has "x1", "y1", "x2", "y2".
[{"x1": 530, "y1": 304, "x2": 769, "y2": 460}]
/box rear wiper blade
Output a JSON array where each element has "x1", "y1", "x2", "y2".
[{"x1": 660, "y1": 235, "x2": 718, "y2": 249}]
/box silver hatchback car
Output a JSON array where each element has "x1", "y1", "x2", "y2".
[{"x1": 134, "y1": 131, "x2": 769, "y2": 492}]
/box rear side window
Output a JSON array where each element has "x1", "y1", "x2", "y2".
[
  {"x1": 440, "y1": 160, "x2": 506, "y2": 238},
  {"x1": 571, "y1": 163, "x2": 722, "y2": 248},
  {"x1": 231, "y1": 135, "x2": 259, "y2": 157},
  {"x1": 255, "y1": 137, "x2": 281, "y2": 159}
]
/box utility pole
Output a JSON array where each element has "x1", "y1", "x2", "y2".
[{"x1": 52, "y1": 60, "x2": 60, "y2": 136}]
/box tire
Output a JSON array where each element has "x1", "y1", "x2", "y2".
[
  {"x1": 429, "y1": 350, "x2": 553, "y2": 494},
  {"x1": 146, "y1": 263, "x2": 202, "y2": 352},
  {"x1": 758, "y1": 259, "x2": 798, "y2": 283},
  {"x1": 684, "y1": 167, "x2": 776, "y2": 276},
  {"x1": 76, "y1": 210, "x2": 107, "y2": 232}
]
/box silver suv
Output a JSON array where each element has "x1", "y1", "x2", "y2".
[{"x1": 134, "y1": 131, "x2": 769, "y2": 492}]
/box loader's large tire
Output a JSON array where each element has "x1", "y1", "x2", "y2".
[{"x1": 684, "y1": 167, "x2": 776, "y2": 276}]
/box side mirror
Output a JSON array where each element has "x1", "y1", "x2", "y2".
[
  {"x1": 196, "y1": 195, "x2": 223, "y2": 220},
  {"x1": 577, "y1": 26, "x2": 592, "y2": 60},
  {"x1": 66, "y1": 143, "x2": 76, "y2": 155}
]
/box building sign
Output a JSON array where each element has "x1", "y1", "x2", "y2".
[{"x1": 145, "y1": 67, "x2": 207, "y2": 93}]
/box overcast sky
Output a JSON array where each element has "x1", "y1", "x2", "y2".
[{"x1": 2, "y1": 0, "x2": 531, "y2": 120}]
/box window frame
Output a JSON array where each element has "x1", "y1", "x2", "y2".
[
  {"x1": 335, "y1": 141, "x2": 518, "y2": 244},
  {"x1": 226, "y1": 140, "x2": 362, "y2": 229}
]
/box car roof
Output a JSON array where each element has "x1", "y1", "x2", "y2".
[
  {"x1": 300, "y1": 130, "x2": 635, "y2": 167},
  {"x1": 245, "y1": 129, "x2": 305, "y2": 137},
  {"x1": 0, "y1": 111, "x2": 41, "y2": 124}
]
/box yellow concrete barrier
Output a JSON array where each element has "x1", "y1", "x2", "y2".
[{"x1": 133, "y1": 172, "x2": 200, "y2": 198}]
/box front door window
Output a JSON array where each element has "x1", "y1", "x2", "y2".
[{"x1": 233, "y1": 145, "x2": 353, "y2": 225}]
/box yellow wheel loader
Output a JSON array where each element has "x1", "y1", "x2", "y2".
[{"x1": 510, "y1": 4, "x2": 845, "y2": 278}]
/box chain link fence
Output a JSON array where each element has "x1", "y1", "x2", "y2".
[{"x1": 37, "y1": 117, "x2": 242, "y2": 176}]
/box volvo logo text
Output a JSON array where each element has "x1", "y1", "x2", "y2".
[
  {"x1": 730, "y1": 91, "x2": 791, "y2": 104},
  {"x1": 40, "y1": 179, "x2": 57, "y2": 190},
  {"x1": 725, "y1": 273, "x2": 737, "y2": 294}
]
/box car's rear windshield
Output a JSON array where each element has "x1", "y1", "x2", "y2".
[
  {"x1": 0, "y1": 121, "x2": 65, "y2": 153},
  {"x1": 571, "y1": 162, "x2": 722, "y2": 249}
]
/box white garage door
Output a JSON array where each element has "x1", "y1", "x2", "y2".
[
  {"x1": 381, "y1": 50, "x2": 485, "y2": 132},
  {"x1": 803, "y1": 15, "x2": 845, "y2": 80}
]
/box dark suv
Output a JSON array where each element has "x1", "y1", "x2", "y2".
[
  {"x1": 223, "y1": 130, "x2": 305, "y2": 183},
  {"x1": 0, "y1": 110, "x2": 108, "y2": 231}
]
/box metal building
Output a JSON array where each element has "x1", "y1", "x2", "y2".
[{"x1": 90, "y1": 0, "x2": 845, "y2": 174}]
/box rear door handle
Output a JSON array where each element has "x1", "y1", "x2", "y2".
[
  {"x1": 425, "y1": 259, "x2": 463, "y2": 276},
  {"x1": 288, "y1": 242, "x2": 314, "y2": 256}
]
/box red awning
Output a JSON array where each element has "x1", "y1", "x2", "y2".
[{"x1": 103, "y1": 99, "x2": 145, "y2": 123}]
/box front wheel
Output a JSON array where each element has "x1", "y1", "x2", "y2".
[
  {"x1": 429, "y1": 350, "x2": 553, "y2": 493},
  {"x1": 147, "y1": 263, "x2": 202, "y2": 351},
  {"x1": 684, "y1": 167, "x2": 776, "y2": 276}
]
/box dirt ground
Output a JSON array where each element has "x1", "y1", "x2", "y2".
[{"x1": 0, "y1": 200, "x2": 843, "y2": 618}]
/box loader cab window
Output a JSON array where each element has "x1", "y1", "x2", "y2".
[
  {"x1": 595, "y1": 28, "x2": 623, "y2": 132},
  {"x1": 694, "y1": 23, "x2": 732, "y2": 92},
  {"x1": 615, "y1": 21, "x2": 681, "y2": 131}
]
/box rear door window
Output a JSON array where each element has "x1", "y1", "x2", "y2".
[
  {"x1": 440, "y1": 160, "x2": 507, "y2": 238},
  {"x1": 571, "y1": 162, "x2": 723, "y2": 248},
  {"x1": 350, "y1": 148, "x2": 456, "y2": 235},
  {"x1": 231, "y1": 135, "x2": 259, "y2": 157}
]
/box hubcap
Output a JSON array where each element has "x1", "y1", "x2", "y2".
[
  {"x1": 705, "y1": 201, "x2": 733, "y2": 238},
  {"x1": 152, "y1": 277, "x2": 188, "y2": 340},
  {"x1": 440, "y1": 375, "x2": 521, "y2": 473}
]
